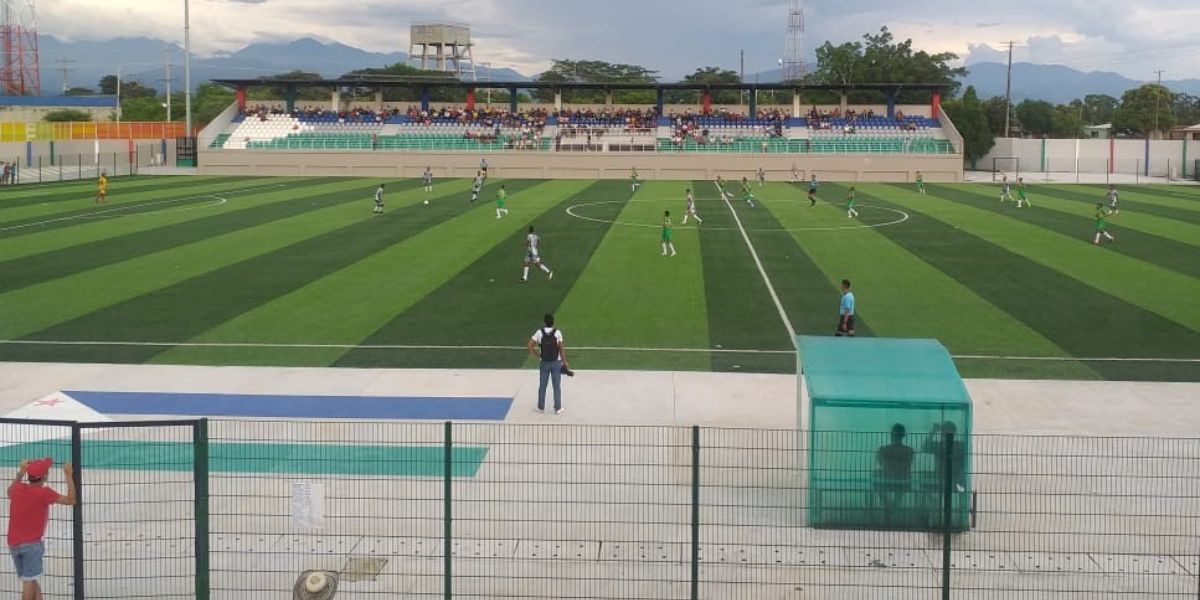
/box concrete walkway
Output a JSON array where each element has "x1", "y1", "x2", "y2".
[{"x1": 2, "y1": 362, "x2": 1197, "y2": 436}]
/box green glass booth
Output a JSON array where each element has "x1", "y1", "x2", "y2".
[{"x1": 797, "y1": 336, "x2": 972, "y2": 531}]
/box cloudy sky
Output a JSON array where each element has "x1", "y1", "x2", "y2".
[{"x1": 36, "y1": 0, "x2": 1200, "y2": 80}]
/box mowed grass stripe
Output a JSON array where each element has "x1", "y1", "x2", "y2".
[
  {"x1": 0, "y1": 178, "x2": 430, "y2": 346},
  {"x1": 154, "y1": 179, "x2": 585, "y2": 367},
  {"x1": 550, "y1": 181, "x2": 710, "y2": 372},
  {"x1": 872, "y1": 184, "x2": 1200, "y2": 333},
  {"x1": 0, "y1": 178, "x2": 356, "y2": 293},
  {"x1": 766, "y1": 183, "x2": 1098, "y2": 380},
  {"x1": 0, "y1": 176, "x2": 237, "y2": 209},
  {"x1": 738, "y1": 183, "x2": 873, "y2": 339},
  {"x1": 336, "y1": 179, "x2": 622, "y2": 369},
  {"x1": 0, "y1": 176, "x2": 288, "y2": 232},
  {"x1": 843, "y1": 184, "x2": 1200, "y2": 381},
  {"x1": 0, "y1": 178, "x2": 339, "y2": 263},
  {"x1": 3, "y1": 178, "x2": 481, "y2": 365},
  {"x1": 1034, "y1": 184, "x2": 1200, "y2": 228},
  {"x1": 922, "y1": 184, "x2": 1200, "y2": 278},
  {"x1": 696, "y1": 181, "x2": 806, "y2": 373}
]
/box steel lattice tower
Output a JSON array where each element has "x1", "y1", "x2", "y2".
[
  {"x1": 1, "y1": 0, "x2": 39, "y2": 96},
  {"x1": 782, "y1": 0, "x2": 805, "y2": 82}
]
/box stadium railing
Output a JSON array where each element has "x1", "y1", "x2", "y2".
[{"x1": 4, "y1": 418, "x2": 1195, "y2": 599}]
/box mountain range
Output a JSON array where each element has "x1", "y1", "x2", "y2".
[
  {"x1": 36, "y1": 35, "x2": 528, "y2": 95},
  {"x1": 32, "y1": 35, "x2": 1200, "y2": 105}
]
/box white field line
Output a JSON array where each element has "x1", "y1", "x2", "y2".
[
  {"x1": 0, "y1": 339, "x2": 1197, "y2": 363},
  {"x1": 0, "y1": 183, "x2": 286, "y2": 233},
  {"x1": 714, "y1": 181, "x2": 797, "y2": 346}
]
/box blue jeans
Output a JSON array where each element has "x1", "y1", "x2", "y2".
[
  {"x1": 538, "y1": 360, "x2": 562, "y2": 410},
  {"x1": 10, "y1": 541, "x2": 44, "y2": 581}
]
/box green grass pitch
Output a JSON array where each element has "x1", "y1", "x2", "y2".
[{"x1": 1, "y1": 174, "x2": 1197, "y2": 381}]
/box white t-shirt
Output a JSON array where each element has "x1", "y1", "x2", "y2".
[
  {"x1": 531, "y1": 327, "x2": 563, "y2": 360},
  {"x1": 526, "y1": 233, "x2": 541, "y2": 257}
]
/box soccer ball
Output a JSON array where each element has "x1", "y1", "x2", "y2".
[{"x1": 423, "y1": 200, "x2": 429, "y2": 205}]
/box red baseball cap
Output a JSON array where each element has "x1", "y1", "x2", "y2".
[{"x1": 26, "y1": 458, "x2": 53, "y2": 479}]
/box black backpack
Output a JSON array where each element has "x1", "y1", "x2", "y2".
[{"x1": 539, "y1": 328, "x2": 559, "y2": 361}]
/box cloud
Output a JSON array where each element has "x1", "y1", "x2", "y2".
[{"x1": 30, "y1": 0, "x2": 1200, "y2": 80}]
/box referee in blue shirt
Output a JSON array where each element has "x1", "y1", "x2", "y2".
[{"x1": 836, "y1": 279, "x2": 856, "y2": 337}]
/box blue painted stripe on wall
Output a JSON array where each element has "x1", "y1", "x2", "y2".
[{"x1": 66, "y1": 390, "x2": 513, "y2": 420}]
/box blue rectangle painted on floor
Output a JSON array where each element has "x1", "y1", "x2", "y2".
[{"x1": 65, "y1": 390, "x2": 512, "y2": 420}]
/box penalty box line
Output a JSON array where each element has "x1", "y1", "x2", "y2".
[{"x1": 0, "y1": 339, "x2": 1198, "y2": 363}]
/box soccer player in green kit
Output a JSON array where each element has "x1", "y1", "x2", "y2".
[
  {"x1": 661, "y1": 210, "x2": 676, "y2": 257},
  {"x1": 630, "y1": 167, "x2": 641, "y2": 194},
  {"x1": 495, "y1": 185, "x2": 509, "y2": 219},
  {"x1": 916, "y1": 171, "x2": 926, "y2": 194},
  {"x1": 740, "y1": 177, "x2": 756, "y2": 208},
  {"x1": 846, "y1": 186, "x2": 859, "y2": 218},
  {"x1": 1093, "y1": 202, "x2": 1115, "y2": 245},
  {"x1": 1015, "y1": 177, "x2": 1031, "y2": 208}
]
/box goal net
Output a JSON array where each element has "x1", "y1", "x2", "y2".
[{"x1": 992, "y1": 157, "x2": 1020, "y2": 182}]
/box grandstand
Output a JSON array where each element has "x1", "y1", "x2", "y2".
[{"x1": 199, "y1": 79, "x2": 964, "y2": 181}]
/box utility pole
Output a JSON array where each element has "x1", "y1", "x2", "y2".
[
  {"x1": 161, "y1": 47, "x2": 174, "y2": 122},
  {"x1": 56, "y1": 59, "x2": 76, "y2": 93},
  {"x1": 1003, "y1": 41, "x2": 1014, "y2": 138},
  {"x1": 1153, "y1": 69, "x2": 1165, "y2": 138},
  {"x1": 184, "y1": 0, "x2": 193, "y2": 139},
  {"x1": 740, "y1": 49, "x2": 745, "y2": 108}
]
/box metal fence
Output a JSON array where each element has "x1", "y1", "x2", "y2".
[
  {"x1": 1, "y1": 419, "x2": 1197, "y2": 599},
  {"x1": 2, "y1": 145, "x2": 171, "y2": 186}
]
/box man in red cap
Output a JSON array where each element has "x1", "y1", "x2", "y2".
[{"x1": 7, "y1": 458, "x2": 75, "y2": 600}]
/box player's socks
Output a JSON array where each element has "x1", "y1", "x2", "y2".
[
  {"x1": 661, "y1": 243, "x2": 668, "y2": 256},
  {"x1": 522, "y1": 266, "x2": 530, "y2": 280},
  {"x1": 540, "y1": 264, "x2": 551, "y2": 275},
  {"x1": 670, "y1": 243, "x2": 677, "y2": 257}
]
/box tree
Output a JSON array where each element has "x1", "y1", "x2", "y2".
[
  {"x1": 1172, "y1": 93, "x2": 1200, "y2": 126},
  {"x1": 1015, "y1": 99, "x2": 1055, "y2": 136},
  {"x1": 43, "y1": 109, "x2": 92, "y2": 122},
  {"x1": 982, "y1": 96, "x2": 1009, "y2": 135},
  {"x1": 1080, "y1": 94, "x2": 1118, "y2": 125},
  {"x1": 250, "y1": 70, "x2": 328, "y2": 102},
  {"x1": 98, "y1": 75, "x2": 156, "y2": 98},
  {"x1": 120, "y1": 96, "x2": 167, "y2": 121},
  {"x1": 942, "y1": 86, "x2": 994, "y2": 168},
  {"x1": 808, "y1": 27, "x2": 966, "y2": 102},
  {"x1": 1112, "y1": 84, "x2": 1176, "y2": 136},
  {"x1": 667, "y1": 67, "x2": 741, "y2": 105},
  {"x1": 533, "y1": 59, "x2": 657, "y2": 104},
  {"x1": 1051, "y1": 104, "x2": 1084, "y2": 138},
  {"x1": 193, "y1": 83, "x2": 235, "y2": 124}
]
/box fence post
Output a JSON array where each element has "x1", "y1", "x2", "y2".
[
  {"x1": 37, "y1": 156, "x2": 41, "y2": 183},
  {"x1": 443, "y1": 421, "x2": 453, "y2": 600},
  {"x1": 690, "y1": 426, "x2": 701, "y2": 600},
  {"x1": 78, "y1": 154, "x2": 82, "y2": 181},
  {"x1": 194, "y1": 418, "x2": 210, "y2": 600},
  {"x1": 71, "y1": 424, "x2": 85, "y2": 600},
  {"x1": 941, "y1": 431, "x2": 954, "y2": 600},
  {"x1": 59, "y1": 156, "x2": 63, "y2": 182}
]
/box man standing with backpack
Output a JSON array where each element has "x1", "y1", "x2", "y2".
[{"x1": 527, "y1": 313, "x2": 571, "y2": 414}]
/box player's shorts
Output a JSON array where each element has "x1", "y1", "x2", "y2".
[
  {"x1": 496, "y1": 200, "x2": 505, "y2": 207},
  {"x1": 837, "y1": 315, "x2": 855, "y2": 334},
  {"x1": 661, "y1": 231, "x2": 672, "y2": 242},
  {"x1": 525, "y1": 252, "x2": 540, "y2": 263},
  {"x1": 1096, "y1": 221, "x2": 1107, "y2": 231}
]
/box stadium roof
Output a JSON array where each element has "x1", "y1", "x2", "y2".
[{"x1": 212, "y1": 78, "x2": 952, "y2": 92}]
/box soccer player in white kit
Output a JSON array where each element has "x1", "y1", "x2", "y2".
[
  {"x1": 999, "y1": 176, "x2": 1014, "y2": 203},
  {"x1": 372, "y1": 184, "x2": 384, "y2": 215},
  {"x1": 757, "y1": 167, "x2": 766, "y2": 187},
  {"x1": 1106, "y1": 185, "x2": 1120, "y2": 215},
  {"x1": 682, "y1": 188, "x2": 702, "y2": 225},
  {"x1": 423, "y1": 167, "x2": 433, "y2": 193},
  {"x1": 470, "y1": 172, "x2": 483, "y2": 202},
  {"x1": 520, "y1": 225, "x2": 554, "y2": 283}
]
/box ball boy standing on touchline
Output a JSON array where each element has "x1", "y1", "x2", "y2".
[{"x1": 8, "y1": 458, "x2": 76, "y2": 600}]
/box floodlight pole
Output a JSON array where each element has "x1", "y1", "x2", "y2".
[{"x1": 184, "y1": 0, "x2": 193, "y2": 138}]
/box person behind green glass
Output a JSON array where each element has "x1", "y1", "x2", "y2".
[
  {"x1": 661, "y1": 210, "x2": 676, "y2": 257},
  {"x1": 916, "y1": 171, "x2": 926, "y2": 195},
  {"x1": 846, "y1": 186, "x2": 859, "y2": 218},
  {"x1": 495, "y1": 185, "x2": 509, "y2": 219},
  {"x1": 1015, "y1": 177, "x2": 1031, "y2": 208},
  {"x1": 1093, "y1": 202, "x2": 1115, "y2": 245}
]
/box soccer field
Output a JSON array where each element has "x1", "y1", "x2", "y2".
[{"x1": 1, "y1": 175, "x2": 1197, "y2": 381}]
